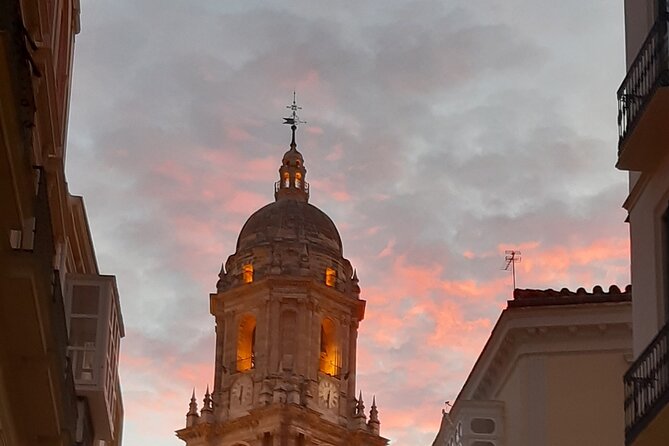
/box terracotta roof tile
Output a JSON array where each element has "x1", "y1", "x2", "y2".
[{"x1": 508, "y1": 284, "x2": 631, "y2": 308}]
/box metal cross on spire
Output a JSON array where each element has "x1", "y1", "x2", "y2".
[{"x1": 283, "y1": 92, "x2": 306, "y2": 146}]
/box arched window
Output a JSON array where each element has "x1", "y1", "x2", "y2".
[
  {"x1": 319, "y1": 318, "x2": 339, "y2": 376},
  {"x1": 283, "y1": 172, "x2": 290, "y2": 187},
  {"x1": 295, "y1": 172, "x2": 302, "y2": 188},
  {"x1": 325, "y1": 267, "x2": 336, "y2": 287},
  {"x1": 242, "y1": 264, "x2": 254, "y2": 284},
  {"x1": 237, "y1": 315, "x2": 256, "y2": 371}
]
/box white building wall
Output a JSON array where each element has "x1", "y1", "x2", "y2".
[{"x1": 627, "y1": 152, "x2": 669, "y2": 354}]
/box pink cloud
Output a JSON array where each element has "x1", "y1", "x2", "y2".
[
  {"x1": 377, "y1": 238, "x2": 396, "y2": 258},
  {"x1": 325, "y1": 143, "x2": 344, "y2": 161},
  {"x1": 225, "y1": 126, "x2": 253, "y2": 142},
  {"x1": 153, "y1": 159, "x2": 195, "y2": 187}
]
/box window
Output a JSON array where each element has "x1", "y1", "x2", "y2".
[
  {"x1": 69, "y1": 285, "x2": 101, "y2": 382},
  {"x1": 283, "y1": 172, "x2": 290, "y2": 187},
  {"x1": 325, "y1": 267, "x2": 336, "y2": 287},
  {"x1": 243, "y1": 264, "x2": 254, "y2": 284},
  {"x1": 295, "y1": 172, "x2": 302, "y2": 188},
  {"x1": 470, "y1": 418, "x2": 495, "y2": 434},
  {"x1": 319, "y1": 318, "x2": 339, "y2": 376},
  {"x1": 237, "y1": 315, "x2": 256, "y2": 372}
]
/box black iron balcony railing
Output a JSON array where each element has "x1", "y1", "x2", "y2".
[
  {"x1": 624, "y1": 321, "x2": 669, "y2": 444},
  {"x1": 617, "y1": 15, "x2": 669, "y2": 149}
]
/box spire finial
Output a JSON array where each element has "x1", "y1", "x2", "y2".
[
  {"x1": 187, "y1": 388, "x2": 199, "y2": 418},
  {"x1": 368, "y1": 395, "x2": 380, "y2": 433},
  {"x1": 283, "y1": 91, "x2": 306, "y2": 149},
  {"x1": 370, "y1": 395, "x2": 379, "y2": 419},
  {"x1": 202, "y1": 385, "x2": 213, "y2": 415}
]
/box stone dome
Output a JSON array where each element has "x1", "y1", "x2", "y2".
[
  {"x1": 236, "y1": 199, "x2": 343, "y2": 256},
  {"x1": 216, "y1": 108, "x2": 357, "y2": 294}
]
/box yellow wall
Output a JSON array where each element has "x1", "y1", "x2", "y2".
[{"x1": 497, "y1": 351, "x2": 627, "y2": 446}]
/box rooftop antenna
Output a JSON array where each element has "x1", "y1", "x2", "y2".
[{"x1": 502, "y1": 250, "x2": 521, "y2": 290}]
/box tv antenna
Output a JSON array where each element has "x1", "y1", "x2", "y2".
[{"x1": 502, "y1": 250, "x2": 521, "y2": 290}]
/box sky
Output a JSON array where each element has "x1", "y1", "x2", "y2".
[{"x1": 66, "y1": 1, "x2": 629, "y2": 445}]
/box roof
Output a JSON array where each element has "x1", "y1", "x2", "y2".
[
  {"x1": 235, "y1": 199, "x2": 343, "y2": 256},
  {"x1": 509, "y1": 284, "x2": 631, "y2": 308}
]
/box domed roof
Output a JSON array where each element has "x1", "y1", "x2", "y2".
[{"x1": 236, "y1": 199, "x2": 343, "y2": 255}]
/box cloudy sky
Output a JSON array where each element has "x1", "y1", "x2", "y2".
[{"x1": 66, "y1": 1, "x2": 629, "y2": 444}]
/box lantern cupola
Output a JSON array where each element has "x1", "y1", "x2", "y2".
[{"x1": 275, "y1": 93, "x2": 309, "y2": 202}]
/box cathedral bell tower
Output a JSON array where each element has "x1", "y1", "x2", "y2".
[{"x1": 176, "y1": 98, "x2": 388, "y2": 446}]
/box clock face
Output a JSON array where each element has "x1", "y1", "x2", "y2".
[
  {"x1": 318, "y1": 379, "x2": 339, "y2": 409},
  {"x1": 230, "y1": 376, "x2": 253, "y2": 408}
]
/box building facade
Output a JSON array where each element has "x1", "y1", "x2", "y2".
[
  {"x1": 616, "y1": 0, "x2": 669, "y2": 444},
  {"x1": 176, "y1": 116, "x2": 387, "y2": 446},
  {"x1": 432, "y1": 287, "x2": 632, "y2": 446},
  {"x1": 0, "y1": 1, "x2": 124, "y2": 445}
]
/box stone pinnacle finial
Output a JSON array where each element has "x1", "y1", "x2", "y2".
[
  {"x1": 357, "y1": 391, "x2": 365, "y2": 414},
  {"x1": 188, "y1": 389, "x2": 198, "y2": 415},
  {"x1": 201, "y1": 385, "x2": 214, "y2": 423},
  {"x1": 203, "y1": 386, "x2": 213, "y2": 410},
  {"x1": 369, "y1": 395, "x2": 379, "y2": 422},
  {"x1": 186, "y1": 388, "x2": 200, "y2": 427},
  {"x1": 368, "y1": 395, "x2": 380, "y2": 434}
]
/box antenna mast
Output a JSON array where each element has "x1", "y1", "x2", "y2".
[{"x1": 503, "y1": 250, "x2": 522, "y2": 290}]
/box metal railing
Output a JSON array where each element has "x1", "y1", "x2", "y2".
[
  {"x1": 617, "y1": 14, "x2": 669, "y2": 149},
  {"x1": 319, "y1": 358, "x2": 342, "y2": 379},
  {"x1": 236, "y1": 355, "x2": 255, "y2": 372},
  {"x1": 624, "y1": 321, "x2": 669, "y2": 444},
  {"x1": 274, "y1": 180, "x2": 309, "y2": 195}
]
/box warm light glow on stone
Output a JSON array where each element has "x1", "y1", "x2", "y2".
[
  {"x1": 237, "y1": 315, "x2": 256, "y2": 372},
  {"x1": 320, "y1": 318, "x2": 339, "y2": 376},
  {"x1": 325, "y1": 267, "x2": 336, "y2": 287},
  {"x1": 243, "y1": 264, "x2": 253, "y2": 284}
]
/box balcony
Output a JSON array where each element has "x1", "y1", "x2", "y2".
[
  {"x1": 65, "y1": 273, "x2": 124, "y2": 442},
  {"x1": 236, "y1": 354, "x2": 256, "y2": 372},
  {"x1": 617, "y1": 15, "x2": 669, "y2": 171},
  {"x1": 624, "y1": 321, "x2": 669, "y2": 445}
]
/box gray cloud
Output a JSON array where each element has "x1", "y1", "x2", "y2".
[{"x1": 66, "y1": 0, "x2": 627, "y2": 444}]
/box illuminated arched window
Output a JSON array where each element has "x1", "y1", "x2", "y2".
[
  {"x1": 237, "y1": 315, "x2": 256, "y2": 371},
  {"x1": 319, "y1": 318, "x2": 339, "y2": 376},
  {"x1": 295, "y1": 172, "x2": 302, "y2": 188},
  {"x1": 325, "y1": 267, "x2": 336, "y2": 287},
  {"x1": 243, "y1": 264, "x2": 253, "y2": 284},
  {"x1": 283, "y1": 172, "x2": 290, "y2": 187}
]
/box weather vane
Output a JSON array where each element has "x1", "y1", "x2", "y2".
[{"x1": 283, "y1": 91, "x2": 307, "y2": 128}]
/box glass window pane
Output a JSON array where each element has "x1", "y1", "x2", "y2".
[
  {"x1": 72, "y1": 285, "x2": 100, "y2": 315},
  {"x1": 70, "y1": 318, "x2": 98, "y2": 346},
  {"x1": 471, "y1": 418, "x2": 495, "y2": 434}
]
